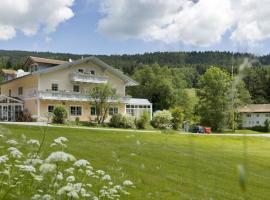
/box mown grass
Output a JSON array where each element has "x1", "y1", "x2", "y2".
[{"x1": 1, "y1": 124, "x2": 270, "y2": 200}]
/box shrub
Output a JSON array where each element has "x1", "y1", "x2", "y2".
[
  {"x1": 75, "y1": 117, "x2": 80, "y2": 125},
  {"x1": 122, "y1": 115, "x2": 136, "y2": 129},
  {"x1": 52, "y1": 105, "x2": 67, "y2": 124},
  {"x1": 265, "y1": 119, "x2": 270, "y2": 132},
  {"x1": 109, "y1": 113, "x2": 124, "y2": 128},
  {"x1": 170, "y1": 107, "x2": 184, "y2": 130},
  {"x1": 0, "y1": 130, "x2": 134, "y2": 199},
  {"x1": 16, "y1": 109, "x2": 33, "y2": 122},
  {"x1": 152, "y1": 110, "x2": 173, "y2": 129},
  {"x1": 110, "y1": 113, "x2": 136, "y2": 129},
  {"x1": 136, "y1": 110, "x2": 150, "y2": 129}
]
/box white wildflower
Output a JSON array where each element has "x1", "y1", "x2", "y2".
[
  {"x1": 39, "y1": 163, "x2": 56, "y2": 174},
  {"x1": 56, "y1": 172, "x2": 63, "y2": 181},
  {"x1": 123, "y1": 180, "x2": 134, "y2": 186},
  {"x1": 57, "y1": 185, "x2": 79, "y2": 199},
  {"x1": 27, "y1": 139, "x2": 40, "y2": 146},
  {"x1": 65, "y1": 167, "x2": 74, "y2": 174},
  {"x1": 42, "y1": 194, "x2": 53, "y2": 200},
  {"x1": 51, "y1": 137, "x2": 68, "y2": 148},
  {"x1": 16, "y1": 165, "x2": 36, "y2": 173},
  {"x1": 66, "y1": 176, "x2": 75, "y2": 182},
  {"x1": 25, "y1": 158, "x2": 43, "y2": 166},
  {"x1": 46, "y1": 151, "x2": 76, "y2": 163},
  {"x1": 0, "y1": 155, "x2": 8, "y2": 163},
  {"x1": 74, "y1": 159, "x2": 89, "y2": 168},
  {"x1": 32, "y1": 194, "x2": 41, "y2": 200},
  {"x1": 6, "y1": 139, "x2": 18, "y2": 145},
  {"x1": 96, "y1": 170, "x2": 105, "y2": 176},
  {"x1": 8, "y1": 147, "x2": 23, "y2": 159},
  {"x1": 33, "y1": 175, "x2": 43, "y2": 182},
  {"x1": 102, "y1": 174, "x2": 111, "y2": 181}
]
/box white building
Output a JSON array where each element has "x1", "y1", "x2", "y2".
[{"x1": 238, "y1": 104, "x2": 270, "y2": 128}]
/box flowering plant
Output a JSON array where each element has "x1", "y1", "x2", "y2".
[{"x1": 0, "y1": 131, "x2": 134, "y2": 199}]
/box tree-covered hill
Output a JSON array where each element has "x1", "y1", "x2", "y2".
[{"x1": 0, "y1": 49, "x2": 266, "y2": 73}]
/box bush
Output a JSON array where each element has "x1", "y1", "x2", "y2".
[
  {"x1": 52, "y1": 105, "x2": 67, "y2": 124},
  {"x1": 16, "y1": 109, "x2": 33, "y2": 122},
  {"x1": 0, "y1": 130, "x2": 134, "y2": 199},
  {"x1": 136, "y1": 110, "x2": 150, "y2": 129},
  {"x1": 152, "y1": 110, "x2": 173, "y2": 129},
  {"x1": 170, "y1": 107, "x2": 184, "y2": 130},
  {"x1": 75, "y1": 117, "x2": 80, "y2": 125},
  {"x1": 122, "y1": 115, "x2": 136, "y2": 129},
  {"x1": 110, "y1": 113, "x2": 136, "y2": 129},
  {"x1": 109, "y1": 113, "x2": 123, "y2": 128}
]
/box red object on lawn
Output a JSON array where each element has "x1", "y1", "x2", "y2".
[{"x1": 204, "y1": 127, "x2": 211, "y2": 134}]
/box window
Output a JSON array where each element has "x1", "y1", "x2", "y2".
[
  {"x1": 18, "y1": 87, "x2": 23, "y2": 95},
  {"x1": 246, "y1": 114, "x2": 251, "y2": 117},
  {"x1": 266, "y1": 113, "x2": 270, "y2": 117},
  {"x1": 90, "y1": 107, "x2": 100, "y2": 116},
  {"x1": 9, "y1": 89, "x2": 11, "y2": 96},
  {"x1": 48, "y1": 105, "x2": 54, "y2": 113},
  {"x1": 78, "y1": 69, "x2": 84, "y2": 73},
  {"x1": 90, "y1": 70, "x2": 95, "y2": 75},
  {"x1": 70, "y1": 106, "x2": 82, "y2": 116},
  {"x1": 109, "y1": 107, "x2": 118, "y2": 115},
  {"x1": 257, "y1": 121, "x2": 260, "y2": 124},
  {"x1": 256, "y1": 114, "x2": 260, "y2": 117},
  {"x1": 73, "y1": 85, "x2": 80, "y2": 92},
  {"x1": 51, "y1": 83, "x2": 58, "y2": 91}
]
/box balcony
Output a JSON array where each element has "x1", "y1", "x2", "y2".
[
  {"x1": 28, "y1": 90, "x2": 131, "y2": 102},
  {"x1": 70, "y1": 72, "x2": 108, "y2": 84}
]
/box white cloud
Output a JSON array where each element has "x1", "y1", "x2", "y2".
[
  {"x1": 0, "y1": 0, "x2": 74, "y2": 40},
  {"x1": 97, "y1": 0, "x2": 270, "y2": 46}
]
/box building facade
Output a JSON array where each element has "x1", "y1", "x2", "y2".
[
  {"x1": 0, "y1": 56, "x2": 152, "y2": 122},
  {"x1": 238, "y1": 104, "x2": 270, "y2": 128}
]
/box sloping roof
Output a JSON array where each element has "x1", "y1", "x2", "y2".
[
  {"x1": 0, "y1": 69, "x2": 16, "y2": 75},
  {"x1": 125, "y1": 98, "x2": 152, "y2": 105},
  {"x1": 25, "y1": 56, "x2": 67, "y2": 66},
  {"x1": 34, "y1": 56, "x2": 138, "y2": 86},
  {"x1": 238, "y1": 104, "x2": 270, "y2": 113}
]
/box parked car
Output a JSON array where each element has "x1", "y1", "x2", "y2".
[{"x1": 189, "y1": 125, "x2": 211, "y2": 134}]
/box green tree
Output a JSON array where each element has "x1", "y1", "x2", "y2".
[
  {"x1": 170, "y1": 107, "x2": 184, "y2": 130},
  {"x1": 128, "y1": 64, "x2": 188, "y2": 111},
  {"x1": 197, "y1": 67, "x2": 231, "y2": 131},
  {"x1": 88, "y1": 84, "x2": 118, "y2": 124},
  {"x1": 52, "y1": 105, "x2": 67, "y2": 124}
]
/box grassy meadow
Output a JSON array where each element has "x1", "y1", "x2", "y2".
[{"x1": 1, "y1": 124, "x2": 270, "y2": 200}]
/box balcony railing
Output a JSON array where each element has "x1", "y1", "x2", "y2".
[
  {"x1": 70, "y1": 72, "x2": 108, "y2": 84},
  {"x1": 28, "y1": 90, "x2": 131, "y2": 102}
]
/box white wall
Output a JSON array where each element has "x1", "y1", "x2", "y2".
[{"x1": 241, "y1": 112, "x2": 270, "y2": 127}]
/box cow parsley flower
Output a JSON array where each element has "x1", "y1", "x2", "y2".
[
  {"x1": 8, "y1": 147, "x2": 23, "y2": 159},
  {"x1": 0, "y1": 155, "x2": 8, "y2": 163},
  {"x1": 27, "y1": 139, "x2": 40, "y2": 146},
  {"x1": 6, "y1": 139, "x2": 18, "y2": 145},
  {"x1": 66, "y1": 176, "x2": 75, "y2": 182},
  {"x1": 74, "y1": 159, "x2": 89, "y2": 168},
  {"x1": 16, "y1": 165, "x2": 36, "y2": 173},
  {"x1": 102, "y1": 174, "x2": 111, "y2": 181},
  {"x1": 56, "y1": 172, "x2": 63, "y2": 181},
  {"x1": 123, "y1": 180, "x2": 134, "y2": 186},
  {"x1": 51, "y1": 137, "x2": 68, "y2": 148},
  {"x1": 57, "y1": 185, "x2": 79, "y2": 199},
  {"x1": 40, "y1": 163, "x2": 56, "y2": 174},
  {"x1": 42, "y1": 194, "x2": 53, "y2": 200},
  {"x1": 96, "y1": 170, "x2": 105, "y2": 176},
  {"x1": 46, "y1": 151, "x2": 76, "y2": 163}
]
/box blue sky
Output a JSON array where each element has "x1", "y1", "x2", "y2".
[{"x1": 0, "y1": 0, "x2": 270, "y2": 55}]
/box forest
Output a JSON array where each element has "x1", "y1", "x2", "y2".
[{"x1": 1, "y1": 49, "x2": 270, "y2": 106}]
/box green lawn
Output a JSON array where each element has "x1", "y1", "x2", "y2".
[{"x1": 1, "y1": 124, "x2": 270, "y2": 200}]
